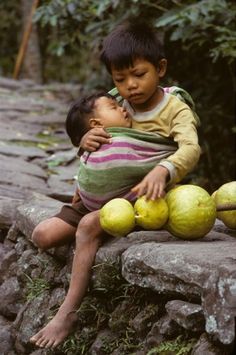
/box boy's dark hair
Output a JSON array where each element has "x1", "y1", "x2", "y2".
[
  {"x1": 65, "y1": 92, "x2": 113, "y2": 147},
  {"x1": 100, "y1": 20, "x2": 165, "y2": 73}
]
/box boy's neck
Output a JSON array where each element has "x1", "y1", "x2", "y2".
[{"x1": 131, "y1": 87, "x2": 164, "y2": 113}]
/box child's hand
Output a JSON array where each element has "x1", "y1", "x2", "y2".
[
  {"x1": 80, "y1": 128, "x2": 112, "y2": 152},
  {"x1": 131, "y1": 165, "x2": 169, "y2": 200}
]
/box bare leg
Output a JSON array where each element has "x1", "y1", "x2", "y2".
[
  {"x1": 30, "y1": 210, "x2": 103, "y2": 348},
  {"x1": 31, "y1": 217, "x2": 76, "y2": 250}
]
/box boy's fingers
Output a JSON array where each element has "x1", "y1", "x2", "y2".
[
  {"x1": 92, "y1": 127, "x2": 112, "y2": 138},
  {"x1": 85, "y1": 145, "x2": 97, "y2": 152},
  {"x1": 91, "y1": 136, "x2": 112, "y2": 144},
  {"x1": 84, "y1": 136, "x2": 112, "y2": 151},
  {"x1": 145, "y1": 183, "x2": 155, "y2": 200},
  {"x1": 82, "y1": 142, "x2": 98, "y2": 151},
  {"x1": 150, "y1": 185, "x2": 159, "y2": 200},
  {"x1": 132, "y1": 182, "x2": 146, "y2": 197},
  {"x1": 131, "y1": 184, "x2": 140, "y2": 195},
  {"x1": 87, "y1": 140, "x2": 100, "y2": 148}
]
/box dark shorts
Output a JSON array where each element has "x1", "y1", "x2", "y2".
[{"x1": 54, "y1": 191, "x2": 90, "y2": 228}]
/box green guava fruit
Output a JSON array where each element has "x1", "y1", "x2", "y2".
[
  {"x1": 215, "y1": 181, "x2": 236, "y2": 229},
  {"x1": 134, "y1": 196, "x2": 168, "y2": 230},
  {"x1": 211, "y1": 190, "x2": 218, "y2": 201},
  {"x1": 100, "y1": 198, "x2": 135, "y2": 237},
  {"x1": 165, "y1": 185, "x2": 216, "y2": 240}
]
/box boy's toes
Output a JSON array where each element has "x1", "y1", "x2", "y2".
[
  {"x1": 45, "y1": 339, "x2": 56, "y2": 349},
  {"x1": 35, "y1": 336, "x2": 47, "y2": 347},
  {"x1": 30, "y1": 333, "x2": 42, "y2": 345}
]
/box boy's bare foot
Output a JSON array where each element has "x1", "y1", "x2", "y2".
[{"x1": 30, "y1": 310, "x2": 78, "y2": 348}]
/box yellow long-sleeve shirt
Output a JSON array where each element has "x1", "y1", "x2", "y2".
[{"x1": 123, "y1": 92, "x2": 201, "y2": 184}]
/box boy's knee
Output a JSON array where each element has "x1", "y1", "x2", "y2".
[
  {"x1": 78, "y1": 212, "x2": 100, "y2": 232},
  {"x1": 76, "y1": 212, "x2": 102, "y2": 244},
  {"x1": 31, "y1": 223, "x2": 50, "y2": 250}
]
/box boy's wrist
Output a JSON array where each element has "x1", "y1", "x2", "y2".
[
  {"x1": 158, "y1": 161, "x2": 176, "y2": 183},
  {"x1": 155, "y1": 165, "x2": 170, "y2": 181}
]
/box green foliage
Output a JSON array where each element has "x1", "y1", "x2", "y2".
[
  {"x1": 100, "y1": 328, "x2": 139, "y2": 354},
  {"x1": 92, "y1": 262, "x2": 152, "y2": 308},
  {"x1": 154, "y1": 2, "x2": 236, "y2": 191},
  {"x1": 54, "y1": 262, "x2": 152, "y2": 354},
  {"x1": 155, "y1": 0, "x2": 236, "y2": 64},
  {"x1": 0, "y1": 1, "x2": 21, "y2": 75},
  {"x1": 147, "y1": 336, "x2": 197, "y2": 355},
  {"x1": 34, "y1": 0, "x2": 236, "y2": 65},
  {"x1": 32, "y1": 0, "x2": 175, "y2": 84},
  {"x1": 76, "y1": 294, "x2": 110, "y2": 329},
  {"x1": 24, "y1": 274, "x2": 50, "y2": 301},
  {"x1": 57, "y1": 328, "x2": 97, "y2": 355},
  {"x1": 57, "y1": 335, "x2": 81, "y2": 355}
]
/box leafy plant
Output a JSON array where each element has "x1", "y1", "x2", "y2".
[
  {"x1": 55, "y1": 328, "x2": 97, "y2": 355},
  {"x1": 24, "y1": 274, "x2": 50, "y2": 301},
  {"x1": 0, "y1": 1, "x2": 21, "y2": 75},
  {"x1": 100, "y1": 327, "x2": 140, "y2": 354},
  {"x1": 155, "y1": 0, "x2": 236, "y2": 64},
  {"x1": 147, "y1": 335, "x2": 197, "y2": 355}
]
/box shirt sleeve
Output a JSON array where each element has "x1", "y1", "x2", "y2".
[{"x1": 159, "y1": 107, "x2": 201, "y2": 184}]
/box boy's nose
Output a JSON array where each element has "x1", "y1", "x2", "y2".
[{"x1": 127, "y1": 78, "x2": 137, "y2": 90}]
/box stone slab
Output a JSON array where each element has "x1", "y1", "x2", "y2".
[
  {"x1": 47, "y1": 174, "x2": 74, "y2": 202},
  {"x1": 0, "y1": 142, "x2": 47, "y2": 158},
  {"x1": 0, "y1": 172, "x2": 49, "y2": 196},
  {"x1": 0, "y1": 154, "x2": 47, "y2": 178},
  {"x1": 122, "y1": 239, "x2": 236, "y2": 344},
  {"x1": 16, "y1": 192, "x2": 63, "y2": 239},
  {"x1": 0, "y1": 196, "x2": 23, "y2": 227},
  {"x1": 0, "y1": 120, "x2": 44, "y2": 142}
]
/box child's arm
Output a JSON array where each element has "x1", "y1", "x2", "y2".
[
  {"x1": 132, "y1": 106, "x2": 201, "y2": 200},
  {"x1": 163, "y1": 108, "x2": 201, "y2": 182},
  {"x1": 80, "y1": 128, "x2": 112, "y2": 152},
  {"x1": 131, "y1": 165, "x2": 169, "y2": 200}
]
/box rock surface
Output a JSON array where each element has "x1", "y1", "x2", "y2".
[
  {"x1": 0, "y1": 77, "x2": 80, "y2": 205},
  {"x1": 165, "y1": 300, "x2": 205, "y2": 332},
  {"x1": 122, "y1": 238, "x2": 236, "y2": 344}
]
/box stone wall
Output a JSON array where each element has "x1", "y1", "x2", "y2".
[{"x1": 0, "y1": 192, "x2": 235, "y2": 354}]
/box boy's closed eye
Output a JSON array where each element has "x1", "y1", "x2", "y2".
[
  {"x1": 114, "y1": 78, "x2": 124, "y2": 83},
  {"x1": 109, "y1": 102, "x2": 120, "y2": 110},
  {"x1": 135, "y1": 72, "x2": 145, "y2": 77}
]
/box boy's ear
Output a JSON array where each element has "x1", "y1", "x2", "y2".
[
  {"x1": 89, "y1": 117, "x2": 104, "y2": 128},
  {"x1": 158, "y1": 59, "x2": 167, "y2": 78}
]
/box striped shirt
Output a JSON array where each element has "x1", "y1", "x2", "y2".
[{"x1": 77, "y1": 128, "x2": 177, "y2": 211}]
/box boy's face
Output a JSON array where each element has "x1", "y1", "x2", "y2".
[
  {"x1": 111, "y1": 58, "x2": 167, "y2": 112},
  {"x1": 91, "y1": 96, "x2": 132, "y2": 128}
]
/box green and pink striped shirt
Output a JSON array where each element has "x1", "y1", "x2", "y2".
[{"x1": 77, "y1": 128, "x2": 177, "y2": 211}]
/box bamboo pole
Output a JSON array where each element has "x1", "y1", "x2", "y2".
[
  {"x1": 13, "y1": 0, "x2": 40, "y2": 80},
  {"x1": 216, "y1": 203, "x2": 236, "y2": 212}
]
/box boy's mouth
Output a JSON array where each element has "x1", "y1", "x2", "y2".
[{"x1": 129, "y1": 92, "x2": 142, "y2": 100}]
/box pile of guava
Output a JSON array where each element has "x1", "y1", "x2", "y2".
[
  {"x1": 100, "y1": 196, "x2": 168, "y2": 238},
  {"x1": 100, "y1": 198, "x2": 136, "y2": 237},
  {"x1": 134, "y1": 196, "x2": 168, "y2": 230},
  {"x1": 165, "y1": 185, "x2": 216, "y2": 239},
  {"x1": 212, "y1": 181, "x2": 236, "y2": 229},
  {"x1": 99, "y1": 182, "x2": 236, "y2": 239}
]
